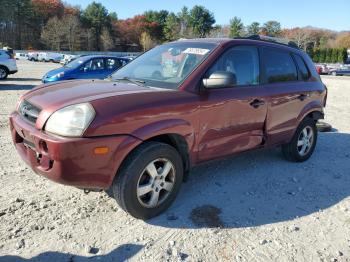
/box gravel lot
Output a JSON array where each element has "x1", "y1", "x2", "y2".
[{"x1": 0, "y1": 60, "x2": 349, "y2": 262}]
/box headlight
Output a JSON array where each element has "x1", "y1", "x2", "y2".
[
  {"x1": 53, "y1": 72, "x2": 64, "y2": 78},
  {"x1": 45, "y1": 103, "x2": 95, "y2": 137}
]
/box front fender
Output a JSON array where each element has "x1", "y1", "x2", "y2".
[{"x1": 131, "y1": 119, "x2": 196, "y2": 151}]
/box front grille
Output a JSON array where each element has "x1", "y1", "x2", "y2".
[{"x1": 18, "y1": 100, "x2": 41, "y2": 124}]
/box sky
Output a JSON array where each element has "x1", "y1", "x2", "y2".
[{"x1": 67, "y1": 0, "x2": 349, "y2": 32}]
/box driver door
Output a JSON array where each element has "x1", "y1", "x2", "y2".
[{"x1": 198, "y1": 45, "x2": 268, "y2": 162}]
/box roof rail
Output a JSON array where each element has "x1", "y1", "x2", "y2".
[{"x1": 234, "y1": 35, "x2": 299, "y2": 49}]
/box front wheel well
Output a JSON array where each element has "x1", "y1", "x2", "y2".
[
  {"x1": 144, "y1": 134, "x2": 191, "y2": 181},
  {"x1": 0, "y1": 65, "x2": 9, "y2": 73}
]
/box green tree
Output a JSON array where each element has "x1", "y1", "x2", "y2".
[
  {"x1": 163, "y1": 13, "x2": 180, "y2": 41},
  {"x1": 0, "y1": 0, "x2": 34, "y2": 49},
  {"x1": 81, "y1": 2, "x2": 112, "y2": 51},
  {"x1": 339, "y1": 48, "x2": 348, "y2": 63},
  {"x1": 331, "y1": 48, "x2": 338, "y2": 63},
  {"x1": 109, "y1": 12, "x2": 118, "y2": 22},
  {"x1": 144, "y1": 10, "x2": 169, "y2": 42},
  {"x1": 319, "y1": 49, "x2": 326, "y2": 63},
  {"x1": 229, "y1": 16, "x2": 244, "y2": 38},
  {"x1": 319, "y1": 36, "x2": 328, "y2": 49},
  {"x1": 247, "y1": 22, "x2": 260, "y2": 35},
  {"x1": 189, "y1": 5, "x2": 215, "y2": 38},
  {"x1": 325, "y1": 48, "x2": 332, "y2": 63},
  {"x1": 177, "y1": 6, "x2": 191, "y2": 37},
  {"x1": 313, "y1": 48, "x2": 320, "y2": 63},
  {"x1": 262, "y1": 20, "x2": 281, "y2": 37}
]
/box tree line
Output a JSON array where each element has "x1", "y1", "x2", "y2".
[
  {"x1": 0, "y1": 0, "x2": 349, "y2": 58},
  {"x1": 310, "y1": 48, "x2": 348, "y2": 64}
]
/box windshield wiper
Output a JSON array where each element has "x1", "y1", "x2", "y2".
[{"x1": 113, "y1": 77, "x2": 146, "y2": 86}]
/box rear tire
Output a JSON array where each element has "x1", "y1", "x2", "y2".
[
  {"x1": 111, "y1": 142, "x2": 183, "y2": 219},
  {"x1": 282, "y1": 118, "x2": 317, "y2": 162},
  {"x1": 0, "y1": 66, "x2": 8, "y2": 80}
]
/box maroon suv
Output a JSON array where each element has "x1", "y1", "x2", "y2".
[{"x1": 10, "y1": 37, "x2": 327, "y2": 219}]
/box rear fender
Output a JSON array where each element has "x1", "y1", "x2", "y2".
[{"x1": 296, "y1": 100, "x2": 324, "y2": 124}]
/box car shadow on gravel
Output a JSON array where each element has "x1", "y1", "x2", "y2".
[
  {"x1": 148, "y1": 131, "x2": 350, "y2": 229},
  {"x1": 4, "y1": 78, "x2": 41, "y2": 81},
  {"x1": 0, "y1": 243, "x2": 143, "y2": 262},
  {"x1": 0, "y1": 84, "x2": 35, "y2": 90}
]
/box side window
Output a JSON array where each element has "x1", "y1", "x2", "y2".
[
  {"x1": 262, "y1": 48, "x2": 297, "y2": 83},
  {"x1": 207, "y1": 46, "x2": 260, "y2": 86},
  {"x1": 0, "y1": 51, "x2": 10, "y2": 59},
  {"x1": 292, "y1": 54, "x2": 310, "y2": 80},
  {"x1": 106, "y1": 58, "x2": 122, "y2": 70},
  {"x1": 83, "y1": 58, "x2": 105, "y2": 71}
]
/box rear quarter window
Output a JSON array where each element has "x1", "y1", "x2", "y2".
[
  {"x1": 292, "y1": 54, "x2": 310, "y2": 80},
  {"x1": 262, "y1": 48, "x2": 298, "y2": 83}
]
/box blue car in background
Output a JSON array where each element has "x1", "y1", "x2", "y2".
[{"x1": 42, "y1": 55, "x2": 131, "y2": 83}]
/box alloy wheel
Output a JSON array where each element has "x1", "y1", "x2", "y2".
[
  {"x1": 0, "y1": 68, "x2": 6, "y2": 79},
  {"x1": 136, "y1": 158, "x2": 176, "y2": 208},
  {"x1": 297, "y1": 126, "x2": 314, "y2": 156}
]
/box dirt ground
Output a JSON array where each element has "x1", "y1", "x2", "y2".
[{"x1": 0, "y1": 60, "x2": 349, "y2": 262}]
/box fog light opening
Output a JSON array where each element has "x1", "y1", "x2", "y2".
[{"x1": 39, "y1": 140, "x2": 48, "y2": 153}]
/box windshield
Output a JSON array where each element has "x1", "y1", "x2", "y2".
[
  {"x1": 112, "y1": 42, "x2": 217, "y2": 89},
  {"x1": 64, "y1": 56, "x2": 88, "y2": 68}
]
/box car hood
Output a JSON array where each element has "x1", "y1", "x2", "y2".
[{"x1": 22, "y1": 79, "x2": 168, "y2": 128}]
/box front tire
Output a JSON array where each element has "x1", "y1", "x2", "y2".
[
  {"x1": 112, "y1": 142, "x2": 183, "y2": 219},
  {"x1": 0, "y1": 66, "x2": 8, "y2": 80},
  {"x1": 282, "y1": 118, "x2": 318, "y2": 162}
]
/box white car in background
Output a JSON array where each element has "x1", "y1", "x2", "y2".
[
  {"x1": 28, "y1": 52, "x2": 39, "y2": 61},
  {"x1": 60, "y1": 54, "x2": 78, "y2": 65},
  {"x1": 15, "y1": 53, "x2": 28, "y2": 60},
  {"x1": 38, "y1": 52, "x2": 63, "y2": 63},
  {"x1": 37, "y1": 52, "x2": 48, "y2": 62},
  {"x1": 0, "y1": 50, "x2": 18, "y2": 79}
]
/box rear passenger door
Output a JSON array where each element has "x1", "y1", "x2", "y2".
[
  {"x1": 261, "y1": 47, "x2": 313, "y2": 145},
  {"x1": 105, "y1": 58, "x2": 124, "y2": 74}
]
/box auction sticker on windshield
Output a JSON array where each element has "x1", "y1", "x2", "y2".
[{"x1": 183, "y1": 48, "x2": 210, "y2": 55}]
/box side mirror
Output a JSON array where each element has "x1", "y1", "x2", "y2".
[{"x1": 202, "y1": 71, "x2": 237, "y2": 89}]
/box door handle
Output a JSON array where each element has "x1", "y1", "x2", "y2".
[
  {"x1": 250, "y1": 99, "x2": 265, "y2": 108},
  {"x1": 298, "y1": 94, "x2": 308, "y2": 101}
]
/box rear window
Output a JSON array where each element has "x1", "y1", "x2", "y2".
[
  {"x1": 292, "y1": 54, "x2": 310, "y2": 80},
  {"x1": 262, "y1": 48, "x2": 298, "y2": 83}
]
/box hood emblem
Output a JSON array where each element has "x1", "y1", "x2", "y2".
[{"x1": 20, "y1": 104, "x2": 30, "y2": 116}]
